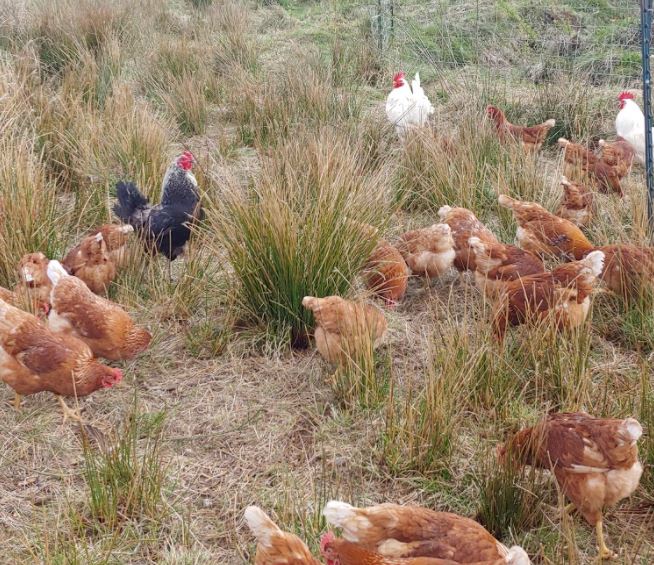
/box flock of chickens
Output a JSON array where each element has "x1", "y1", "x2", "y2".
[
  {"x1": 0, "y1": 150, "x2": 201, "y2": 421},
  {"x1": 245, "y1": 79, "x2": 650, "y2": 562},
  {"x1": 1, "y1": 65, "x2": 649, "y2": 562}
]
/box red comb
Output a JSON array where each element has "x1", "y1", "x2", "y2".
[
  {"x1": 393, "y1": 71, "x2": 405, "y2": 81},
  {"x1": 618, "y1": 91, "x2": 634, "y2": 100},
  {"x1": 114, "y1": 368, "x2": 124, "y2": 381},
  {"x1": 320, "y1": 531, "x2": 336, "y2": 552}
]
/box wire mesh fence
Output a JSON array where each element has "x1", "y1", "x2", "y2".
[{"x1": 369, "y1": 1, "x2": 645, "y2": 88}]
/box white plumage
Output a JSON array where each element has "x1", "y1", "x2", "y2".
[
  {"x1": 385, "y1": 71, "x2": 434, "y2": 138},
  {"x1": 615, "y1": 92, "x2": 645, "y2": 165}
]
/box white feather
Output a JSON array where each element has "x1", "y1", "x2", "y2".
[
  {"x1": 46, "y1": 260, "x2": 70, "y2": 287},
  {"x1": 386, "y1": 71, "x2": 434, "y2": 138},
  {"x1": 505, "y1": 545, "x2": 532, "y2": 564},
  {"x1": 616, "y1": 99, "x2": 646, "y2": 164},
  {"x1": 243, "y1": 506, "x2": 279, "y2": 548},
  {"x1": 437, "y1": 205, "x2": 452, "y2": 219},
  {"x1": 582, "y1": 250, "x2": 605, "y2": 277}
]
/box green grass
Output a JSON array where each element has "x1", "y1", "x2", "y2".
[{"x1": 208, "y1": 128, "x2": 389, "y2": 347}]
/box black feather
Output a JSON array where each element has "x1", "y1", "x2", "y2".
[{"x1": 113, "y1": 181, "x2": 150, "y2": 223}]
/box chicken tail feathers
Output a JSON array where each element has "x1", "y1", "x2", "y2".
[
  {"x1": 506, "y1": 545, "x2": 531, "y2": 564},
  {"x1": 244, "y1": 506, "x2": 280, "y2": 548},
  {"x1": 113, "y1": 181, "x2": 149, "y2": 223},
  {"x1": 47, "y1": 260, "x2": 70, "y2": 287},
  {"x1": 322, "y1": 500, "x2": 357, "y2": 528}
]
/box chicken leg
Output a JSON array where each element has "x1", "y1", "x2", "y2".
[
  {"x1": 596, "y1": 518, "x2": 617, "y2": 560},
  {"x1": 13, "y1": 393, "x2": 21, "y2": 410},
  {"x1": 57, "y1": 396, "x2": 83, "y2": 424}
]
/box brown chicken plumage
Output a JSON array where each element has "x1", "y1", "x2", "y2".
[
  {"x1": 557, "y1": 176, "x2": 593, "y2": 227},
  {"x1": 320, "y1": 534, "x2": 530, "y2": 565},
  {"x1": 438, "y1": 206, "x2": 499, "y2": 272},
  {"x1": 363, "y1": 241, "x2": 410, "y2": 306},
  {"x1": 0, "y1": 297, "x2": 122, "y2": 419},
  {"x1": 396, "y1": 224, "x2": 456, "y2": 278},
  {"x1": 302, "y1": 296, "x2": 387, "y2": 365},
  {"x1": 468, "y1": 237, "x2": 544, "y2": 299},
  {"x1": 558, "y1": 138, "x2": 623, "y2": 197},
  {"x1": 321, "y1": 501, "x2": 526, "y2": 564},
  {"x1": 244, "y1": 506, "x2": 321, "y2": 565},
  {"x1": 498, "y1": 194, "x2": 593, "y2": 260},
  {"x1": 590, "y1": 244, "x2": 654, "y2": 300},
  {"x1": 63, "y1": 232, "x2": 116, "y2": 295},
  {"x1": 492, "y1": 251, "x2": 605, "y2": 340},
  {"x1": 0, "y1": 286, "x2": 16, "y2": 304},
  {"x1": 499, "y1": 412, "x2": 643, "y2": 560},
  {"x1": 13, "y1": 252, "x2": 52, "y2": 315},
  {"x1": 65, "y1": 224, "x2": 134, "y2": 271},
  {"x1": 486, "y1": 106, "x2": 555, "y2": 152},
  {"x1": 47, "y1": 261, "x2": 151, "y2": 361},
  {"x1": 597, "y1": 137, "x2": 634, "y2": 179}
]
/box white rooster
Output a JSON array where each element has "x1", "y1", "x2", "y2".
[
  {"x1": 385, "y1": 71, "x2": 434, "y2": 138},
  {"x1": 615, "y1": 91, "x2": 645, "y2": 165}
]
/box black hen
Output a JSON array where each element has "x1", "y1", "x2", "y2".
[{"x1": 113, "y1": 151, "x2": 201, "y2": 261}]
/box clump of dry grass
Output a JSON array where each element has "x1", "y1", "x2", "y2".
[
  {"x1": 208, "y1": 128, "x2": 389, "y2": 347},
  {"x1": 394, "y1": 115, "x2": 503, "y2": 215},
  {"x1": 383, "y1": 323, "x2": 474, "y2": 476},
  {"x1": 229, "y1": 50, "x2": 363, "y2": 147},
  {"x1": 0, "y1": 133, "x2": 62, "y2": 285},
  {"x1": 209, "y1": 1, "x2": 260, "y2": 75}
]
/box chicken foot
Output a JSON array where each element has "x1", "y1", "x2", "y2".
[
  {"x1": 596, "y1": 518, "x2": 617, "y2": 560},
  {"x1": 57, "y1": 396, "x2": 83, "y2": 424}
]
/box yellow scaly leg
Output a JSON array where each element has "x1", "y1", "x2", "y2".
[
  {"x1": 596, "y1": 518, "x2": 617, "y2": 561},
  {"x1": 57, "y1": 396, "x2": 82, "y2": 424}
]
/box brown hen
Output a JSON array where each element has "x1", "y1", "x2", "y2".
[
  {"x1": 468, "y1": 237, "x2": 544, "y2": 299},
  {"x1": 498, "y1": 194, "x2": 594, "y2": 260},
  {"x1": 47, "y1": 261, "x2": 151, "y2": 361},
  {"x1": 63, "y1": 232, "x2": 116, "y2": 294},
  {"x1": 486, "y1": 105, "x2": 555, "y2": 152},
  {"x1": 302, "y1": 296, "x2": 387, "y2": 365},
  {"x1": 13, "y1": 252, "x2": 52, "y2": 315},
  {"x1": 65, "y1": 224, "x2": 134, "y2": 270},
  {"x1": 492, "y1": 251, "x2": 604, "y2": 340},
  {"x1": 598, "y1": 137, "x2": 634, "y2": 179},
  {"x1": 438, "y1": 206, "x2": 499, "y2": 272},
  {"x1": 0, "y1": 297, "x2": 122, "y2": 420},
  {"x1": 363, "y1": 241, "x2": 410, "y2": 307},
  {"x1": 396, "y1": 224, "x2": 455, "y2": 278},
  {"x1": 499, "y1": 412, "x2": 643, "y2": 560},
  {"x1": 590, "y1": 244, "x2": 654, "y2": 300},
  {"x1": 244, "y1": 506, "x2": 321, "y2": 565},
  {"x1": 557, "y1": 176, "x2": 593, "y2": 227},
  {"x1": 558, "y1": 138, "x2": 623, "y2": 197},
  {"x1": 321, "y1": 500, "x2": 528, "y2": 564}
]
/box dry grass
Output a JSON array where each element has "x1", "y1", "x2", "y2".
[{"x1": 0, "y1": 1, "x2": 653, "y2": 564}]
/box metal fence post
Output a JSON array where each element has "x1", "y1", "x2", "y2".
[{"x1": 641, "y1": 0, "x2": 654, "y2": 231}]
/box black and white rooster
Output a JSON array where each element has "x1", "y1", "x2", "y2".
[{"x1": 113, "y1": 151, "x2": 201, "y2": 261}]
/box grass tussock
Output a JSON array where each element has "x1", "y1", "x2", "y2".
[
  {"x1": 82, "y1": 407, "x2": 168, "y2": 531},
  {"x1": 475, "y1": 448, "x2": 543, "y2": 540},
  {"x1": 383, "y1": 326, "x2": 473, "y2": 476},
  {"x1": 229, "y1": 51, "x2": 363, "y2": 147},
  {"x1": 0, "y1": 134, "x2": 62, "y2": 285},
  {"x1": 208, "y1": 128, "x2": 389, "y2": 346}
]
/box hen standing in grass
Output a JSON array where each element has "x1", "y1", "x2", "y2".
[
  {"x1": 499, "y1": 412, "x2": 643, "y2": 560},
  {"x1": 0, "y1": 296, "x2": 121, "y2": 421},
  {"x1": 47, "y1": 261, "x2": 151, "y2": 361},
  {"x1": 113, "y1": 150, "x2": 201, "y2": 261},
  {"x1": 386, "y1": 71, "x2": 434, "y2": 138}
]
